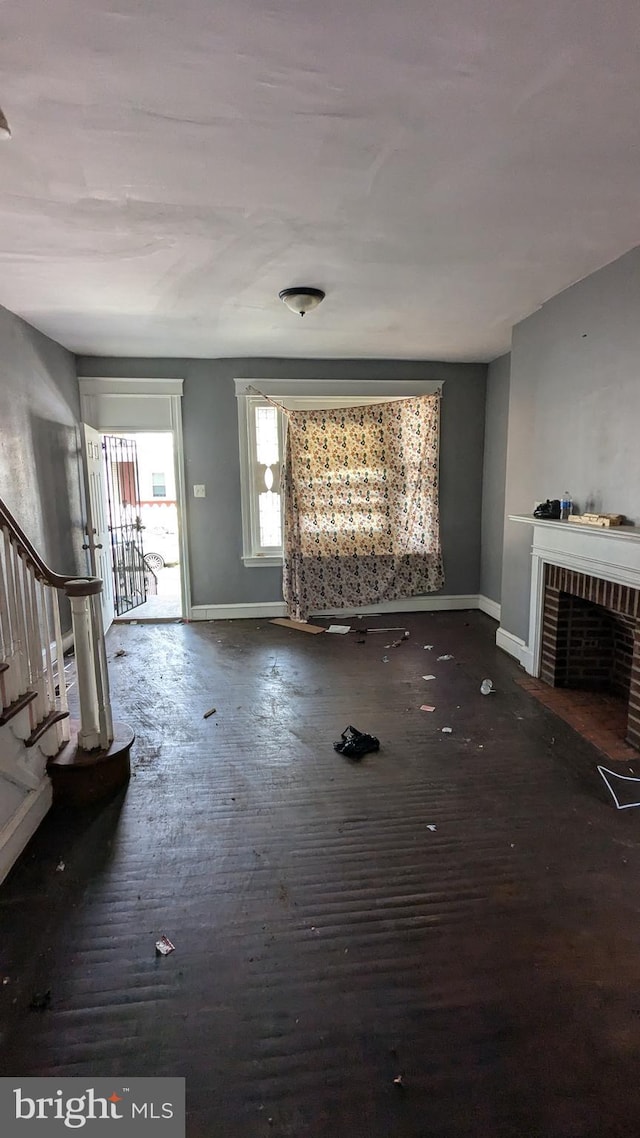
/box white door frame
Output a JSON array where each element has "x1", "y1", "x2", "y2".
[
  {"x1": 78, "y1": 378, "x2": 192, "y2": 620},
  {"x1": 80, "y1": 423, "x2": 116, "y2": 632}
]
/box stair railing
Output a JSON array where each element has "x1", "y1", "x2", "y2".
[{"x1": 0, "y1": 497, "x2": 113, "y2": 756}]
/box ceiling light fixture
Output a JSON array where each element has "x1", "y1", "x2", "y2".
[
  {"x1": 0, "y1": 107, "x2": 11, "y2": 139},
  {"x1": 278, "y1": 286, "x2": 325, "y2": 317}
]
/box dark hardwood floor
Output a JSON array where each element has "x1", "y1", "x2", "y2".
[{"x1": 2, "y1": 611, "x2": 640, "y2": 1137}]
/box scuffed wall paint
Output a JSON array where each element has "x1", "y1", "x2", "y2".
[
  {"x1": 0, "y1": 305, "x2": 85, "y2": 601},
  {"x1": 77, "y1": 355, "x2": 487, "y2": 608},
  {"x1": 501, "y1": 245, "x2": 640, "y2": 641}
]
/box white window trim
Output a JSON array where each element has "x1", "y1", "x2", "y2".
[
  {"x1": 79, "y1": 377, "x2": 184, "y2": 397},
  {"x1": 238, "y1": 395, "x2": 287, "y2": 566},
  {"x1": 235, "y1": 378, "x2": 444, "y2": 567}
]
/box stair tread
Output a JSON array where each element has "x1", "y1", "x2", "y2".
[
  {"x1": 0, "y1": 689, "x2": 37, "y2": 725},
  {"x1": 25, "y1": 709, "x2": 70, "y2": 748}
]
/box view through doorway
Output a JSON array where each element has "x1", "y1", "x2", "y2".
[{"x1": 114, "y1": 431, "x2": 182, "y2": 621}]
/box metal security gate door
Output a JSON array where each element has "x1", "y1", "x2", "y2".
[{"x1": 103, "y1": 434, "x2": 147, "y2": 616}]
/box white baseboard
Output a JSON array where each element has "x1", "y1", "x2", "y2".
[
  {"x1": 190, "y1": 594, "x2": 483, "y2": 621},
  {"x1": 478, "y1": 595, "x2": 501, "y2": 621},
  {"x1": 0, "y1": 779, "x2": 52, "y2": 887},
  {"x1": 190, "y1": 602, "x2": 287, "y2": 621},
  {"x1": 312, "y1": 594, "x2": 480, "y2": 617},
  {"x1": 496, "y1": 626, "x2": 527, "y2": 665}
]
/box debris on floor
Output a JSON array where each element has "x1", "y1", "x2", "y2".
[
  {"x1": 381, "y1": 655, "x2": 389, "y2": 663},
  {"x1": 155, "y1": 935, "x2": 176, "y2": 956},
  {"x1": 437, "y1": 654, "x2": 454, "y2": 661},
  {"x1": 393, "y1": 1075, "x2": 405, "y2": 1087},
  {"x1": 327, "y1": 624, "x2": 351, "y2": 634},
  {"x1": 203, "y1": 707, "x2": 217, "y2": 719},
  {"x1": 367, "y1": 626, "x2": 405, "y2": 634},
  {"x1": 390, "y1": 632, "x2": 410, "y2": 647},
  {"x1": 441, "y1": 727, "x2": 453, "y2": 733},
  {"x1": 55, "y1": 860, "x2": 65, "y2": 872},
  {"x1": 422, "y1": 674, "x2": 436, "y2": 681},
  {"x1": 2, "y1": 976, "x2": 10, "y2": 985},
  {"x1": 423, "y1": 644, "x2": 434, "y2": 650},
  {"x1": 114, "y1": 648, "x2": 127, "y2": 658},
  {"x1": 269, "y1": 618, "x2": 325, "y2": 634},
  {"x1": 426, "y1": 824, "x2": 437, "y2": 831},
  {"x1": 480, "y1": 678, "x2": 494, "y2": 695},
  {"x1": 597, "y1": 766, "x2": 640, "y2": 810},
  {"x1": 420, "y1": 705, "x2": 436, "y2": 712},
  {"x1": 357, "y1": 637, "x2": 366, "y2": 644},
  {"x1": 29, "y1": 990, "x2": 51, "y2": 1011},
  {"x1": 334, "y1": 725, "x2": 380, "y2": 759}
]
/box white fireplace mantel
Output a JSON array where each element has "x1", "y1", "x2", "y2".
[{"x1": 505, "y1": 516, "x2": 640, "y2": 675}]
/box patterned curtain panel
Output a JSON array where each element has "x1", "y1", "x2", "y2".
[{"x1": 282, "y1": 394, "x2": 444, "y2": 621}]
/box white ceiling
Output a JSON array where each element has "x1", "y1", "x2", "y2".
[{"x1": 1, "y1": 0, "x2": 639, "y2": 361}]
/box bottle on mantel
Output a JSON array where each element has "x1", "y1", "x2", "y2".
[{"x1": 560, "y1": 491, "x2": 573, "y2": 521}]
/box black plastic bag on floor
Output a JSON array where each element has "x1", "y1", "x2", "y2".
[{"x1": 334, "y1": 725, "x2": 380, "y2": 760}]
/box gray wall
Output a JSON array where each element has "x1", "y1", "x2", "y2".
[
  {"x1": 77, "y1": 356, "x2": 487, "y2": 607},
  {"x1": 480, "y1": 353, "x2": 510, "y2": 606},
  {"x1": 0, "y1": 304, "x2": 84, "y2": 599},
  {"x1": 501, "y1": 244, "x2": 640, "y2": 640}
]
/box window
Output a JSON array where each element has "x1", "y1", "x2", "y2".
[
  {"x1": 236, "y1": 380, "x2": 443, "y2": 567},
  {"x1": 238, "y1": 397, "x2": 286, "y2": 565},
  {"x1": 152, "y1": 472, "x2": 166, "y2": 498}
]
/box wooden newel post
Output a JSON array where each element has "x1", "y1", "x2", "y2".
[
  {"x1": 51, "y1": 577, "x2": 132, "y2": 806},
  {"x1": 64, "y1": 578, "x2": 110, "y2": 751}
]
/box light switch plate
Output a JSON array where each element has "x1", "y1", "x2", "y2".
[{"x1": 193, "y1": 484, "x2": 206, "y2": 498}]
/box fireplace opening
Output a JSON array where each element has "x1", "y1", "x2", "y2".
[
  {"x1": 540, "y1": 566, "x2": 640, "y2": 753},
  {"x1": 553, "y1": 596, "x2": 634, "y2": 699}
]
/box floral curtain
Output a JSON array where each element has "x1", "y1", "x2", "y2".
[{"x1": 282, "y1": 394, "x2": 443, "y2": 621}]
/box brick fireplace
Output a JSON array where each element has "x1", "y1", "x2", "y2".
[
  {"x1": 505, "y1": 516, "x2": 640, "y2": 757},
  {"x1": 540, "y1": 564, "x2": 640, "y2": 750}
]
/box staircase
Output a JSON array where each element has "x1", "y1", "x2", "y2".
[{"x1": 0, "y1": 498, "x2": 134, "y2": 885}]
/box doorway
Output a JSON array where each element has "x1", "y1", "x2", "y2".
[
  {"x1": 114, "y1": 431, "x2": 183, "y2": 621},
  {"x1": 82, "y1": 425, "x2": 186, "y2": 627},
  {"x1": 79, "y1": 376, "x2": 191, "y2": 629}
]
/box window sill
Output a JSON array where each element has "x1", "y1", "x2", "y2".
[{"x1": 242, "y1": 555, "x2": 284, "y2": 568}]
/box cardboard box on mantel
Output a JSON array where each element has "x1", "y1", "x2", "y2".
[{"x1": 568, "y1": 513, "x2": 625, "y2": 528}]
